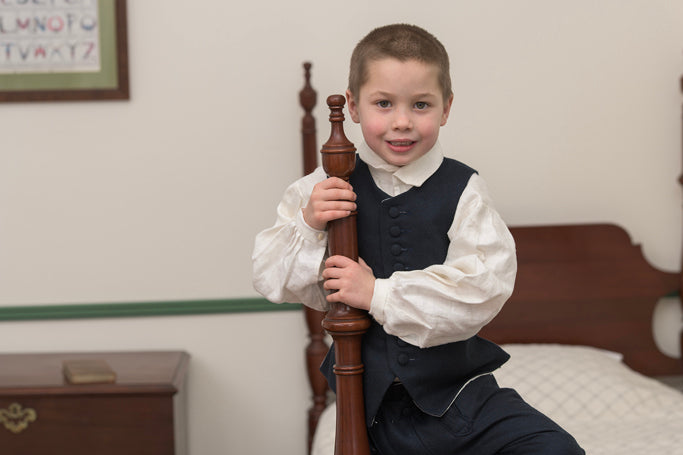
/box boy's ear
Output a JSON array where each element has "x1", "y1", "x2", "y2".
[
  {"x1": 440, "y1": 93, "x2": 454, "y2": 127},
  {"x1": 346, "y1": 90, "x2": 360, "y2": 123}
]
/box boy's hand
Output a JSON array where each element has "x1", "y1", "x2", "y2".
[
  {"x1": 303, "y1": 177, "x2": 356, "y2": 231},
  {"x1": 322, "y1": 256, "x2": 375, "y2": 311}
]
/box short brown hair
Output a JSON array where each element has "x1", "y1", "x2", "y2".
[{"x1": 348, "y1": 24, "x2": 452, "y2": 102}]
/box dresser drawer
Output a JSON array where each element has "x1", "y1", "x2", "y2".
[
  {"x1": 1, "y1": 394, "x2": 174, "y2": 455},
  {"x1": 0, "y1": 351, "x2": 188, "y2": 455}
]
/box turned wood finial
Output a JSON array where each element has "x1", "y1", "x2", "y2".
[
  {"x1": 299, "y1": 63, "x2": 328, "y2": 455},
  {"x1": 680, "y1": 74, "x2": 683, "y2": 297},
  {"x1": 320, "y1": 93, "x2": 370, "y2": 455},
  {"x1": 300, "y1": 62, "x2": 318, "y2": 175},
  {"x1": 322, "y1": 95, "x2": 356, "y2": 182},
  {"x1": 300, "y1": 63, "x2": 316, "y2": 110},
  {"x1": 321, "y1": 95, "x2": 359, "y2": 262}
]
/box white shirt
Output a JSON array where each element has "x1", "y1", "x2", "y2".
[{"x1": 252, "y1": 142, "x2": 517, "y2": 348}]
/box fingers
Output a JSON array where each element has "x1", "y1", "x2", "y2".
[
  {"x1": 315, "y1": 178, "x2": 356, "y2": 207},
  {"x1": 303, "y1": 177, "x2": 357, "y2": 230},
  {"x1": 318, "y1": 178, "x2": 356, "y2": 200},
  {"x1": 320, "y1": 176, "x2": 354, "y2": 192},
  {"x1": 324, "y1": 255, "x2": 356, "y2": 269},
  {"x1": 322, "y1": 256, "x2": 374, "y2": 311},
  {"x1": 321, "y1": 256, "x2": 354, "y2": 289}
]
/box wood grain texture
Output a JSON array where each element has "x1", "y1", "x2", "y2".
[{"x1": 0, "y1": 351, "x2": 188, "y2": 455}]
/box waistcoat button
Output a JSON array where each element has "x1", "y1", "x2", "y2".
[
  {"x1": 390, "y1": 226, "x2": 401, "y2": 237},
  {"x1": 397, "y1": 353, "x2": 409, "y2": 365},
  {"x1": 389, "y1": 207, "x2": 400, "y2": 218},
  {"x1": 391, "y1": 244, "x2": 402, "y2": 256},
  {"x1": 393, "y1": 262, "x2": 404, "y2": 271}
]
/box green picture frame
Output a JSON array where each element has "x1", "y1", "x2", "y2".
[{"x1": 0, "y1": 0, "x2": 128, "y2": 102}]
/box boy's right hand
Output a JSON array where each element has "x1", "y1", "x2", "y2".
[{"x1": 302, "y1": 177, "x2": 357, "y2": 231}]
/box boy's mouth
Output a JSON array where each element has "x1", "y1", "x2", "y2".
[{"x1": 388, "y1": 140, "x2": 416, "y2": 147}]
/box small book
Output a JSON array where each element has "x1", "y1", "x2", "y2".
[{"x1": 63, "y1": 359, "x2": 117, "y2": 384}]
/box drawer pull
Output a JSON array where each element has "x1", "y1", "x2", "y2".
[{"x1": 0, "y1": 403, "x2": 37, "y2": 434}]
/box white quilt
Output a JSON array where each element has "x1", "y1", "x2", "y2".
[{"x1": 312, "y1": 344, "x2": 683, "y2": 455}]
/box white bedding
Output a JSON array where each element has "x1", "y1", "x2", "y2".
[{"x1": 312, "y1": 344, "x2": 683, "y2": 455}]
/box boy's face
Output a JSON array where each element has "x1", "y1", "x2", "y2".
[{"x1": 347, "y1": 58, "x2": 453, "y2": 167}]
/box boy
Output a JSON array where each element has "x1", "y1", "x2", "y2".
[{"x1": 253, "y1": 24, "x2": 584, "y2": 454}]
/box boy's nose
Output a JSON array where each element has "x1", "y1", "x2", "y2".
[{"x1": 392, "y1": 111, "x2": 412, "y2": 130}]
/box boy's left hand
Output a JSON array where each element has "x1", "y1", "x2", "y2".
[{"x1": 322, "y1": 256, "x2": 375, "y2": 311}]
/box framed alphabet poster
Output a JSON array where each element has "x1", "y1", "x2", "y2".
[{"x1": 0, "y1": 0, "x2": 128, "y2": 102}]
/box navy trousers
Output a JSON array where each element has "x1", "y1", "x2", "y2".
[{"x1": 367, "y1": 375, "x2": 585, "y2": 455}]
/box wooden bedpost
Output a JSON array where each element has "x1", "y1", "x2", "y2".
[
  {"x1": 321, "y1": 94, "x2": 371, "y2": 455},
  {"x1": 300, "y1": 62, "x2": 331, "y2": 455},
  {"x1": 300, "y1": 62, "x2": 318, "y2": 176},
  {"x1": 680, "y1": 72, "x2": 683, "y2": 361}
]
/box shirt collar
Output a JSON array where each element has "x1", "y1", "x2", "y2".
[{"x1": 358, "y1": 141, "x2": 444, "y2": 188}]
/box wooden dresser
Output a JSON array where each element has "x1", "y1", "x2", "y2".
[{"x1": 0, "y1": 351, "x2": 189, "y2": 455}]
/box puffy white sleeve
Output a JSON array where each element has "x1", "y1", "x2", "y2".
[
  {"x1": 368, "y1": 174, "x2": 517, "y2": 348},
  {"x1": 251, "y1": 167, "x2": 330, "y2": 311}
]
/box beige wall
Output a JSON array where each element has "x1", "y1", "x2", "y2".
[{"x1": 1, "y1": 1, "x2": 682, "y2": 454}]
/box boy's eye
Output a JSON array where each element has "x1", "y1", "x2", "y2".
[
  {"x1": 377, "y1": 100, "x2": 391, "y2": 108},
  {"x1": 414, "y1": 102, "x2": 428, "y2": 110}
]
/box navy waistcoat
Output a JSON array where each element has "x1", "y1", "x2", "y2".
[{"x1": 321, "y1": 156, "x2": 509, "y2": 427}]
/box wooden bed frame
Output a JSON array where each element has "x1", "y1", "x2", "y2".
[{"x1": 298, "y1": 62, "x2": 683, "y2": 454}]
